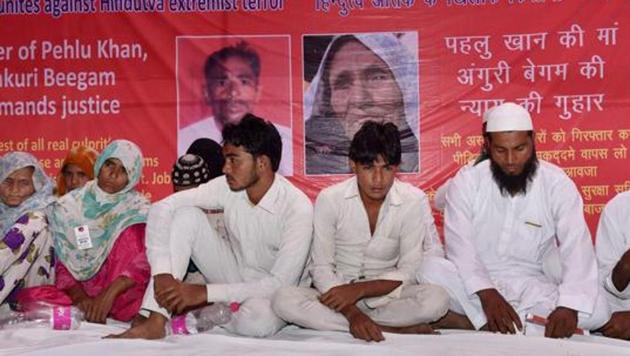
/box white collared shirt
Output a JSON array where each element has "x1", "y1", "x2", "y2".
[
  {"x1": 146, "y1": 174, "x2": 313, "y2": 302},
  {"x1": 311, "y1": 177, "x2": 440, "y2": 295},
  {"x1": 445, "y1": 160, "x2": 597, "y2": 314},
  {"x1": 596, "y1": 191, "x2": 630, "y2": 303}
]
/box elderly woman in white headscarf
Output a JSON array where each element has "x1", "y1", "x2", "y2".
[
  {"x1": 304, "y1": 32, "x2": 420, "y2": 174},
  {"x1": 0, "y1": 152, "x2": 55, "y2": 305}
]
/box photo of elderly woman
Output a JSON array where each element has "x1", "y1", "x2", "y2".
[{"x1": 303, "y1": 32, "x2": 420, "y2": 175}]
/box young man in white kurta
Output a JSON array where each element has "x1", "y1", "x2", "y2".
[
  {"x1": 429, "y1": 102, "x2": 609, "y2": 337},
  {"x1": 113, "y1": 115, "x2": 312, "y2": 339},
  {"x1": 273, "y1": 121, "x2": 448, "y2": 342},
  {"x1": 595, "y1": 190, "x2": 630, "y2": 339},
  {"x1": 143, "y1": 174, "x2": 312, "y2": 335}
]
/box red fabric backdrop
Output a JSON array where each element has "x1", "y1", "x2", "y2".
[{"x1": 1, "y1": 0, "x2": 629, "y2": 237}]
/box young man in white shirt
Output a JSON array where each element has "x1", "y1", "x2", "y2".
[
  {"x1": 595, "y1": 190, "x2": 630, "y2": 339},
  {"x1": 429, "y1": 102, "x2": 609, "y2": 338},
  {"x1": 273, "y1": 121, "x2": 448, "y2": 342},
  {"x1": 112, "y1": 114, "x2": 313, "y2": 339}
]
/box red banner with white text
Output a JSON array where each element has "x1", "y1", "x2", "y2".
[{"x1": 1, "y1": 0, "x2": 629, "y2": 236}]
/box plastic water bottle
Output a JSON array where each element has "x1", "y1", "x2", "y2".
[
  {"x1": 0, "y1": 304, "x2": 83, "y2": 330},
  {"x1": 194, "y1": 302, "x2": 239, "y2": 332},
  {"x1": 166, "y1": 302, "x2": 239, "y2": 335},
  {"x1": 167, "y1": 312, "x2": 198, "y2": 335}
]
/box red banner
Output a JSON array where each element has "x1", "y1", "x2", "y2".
[{"x1": 1, "y1": 0, "x2": 629, "y2": 236}]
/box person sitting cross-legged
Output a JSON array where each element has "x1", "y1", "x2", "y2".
[
  {"x1": 273, "y1": 121, "x2": 448, "y2": 342},
  {"x1": 110, "y1": 114, "x2": 313, "y2": 339}
]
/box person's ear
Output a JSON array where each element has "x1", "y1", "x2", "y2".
[
  {"x1": 256, "y1": 155, "x2": 270, "y2": 171},
  {"x1": 350, "y1": 160, "x2": 357, "y2": 174},
  {"x1": 203, "y1": 83, "x2": 212, "y2": 106},
  {"x1": 483, "y1": 133, "x2": 491, "y2": 152}
]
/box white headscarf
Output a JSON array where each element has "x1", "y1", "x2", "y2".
[
  {"x1": 304, "y1": 32, "x2": 419, "y2": 140},
  {"x1": 0, "y1": 152, "x2": 54, "y2": 237}
]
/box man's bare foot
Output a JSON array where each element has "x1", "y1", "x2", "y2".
[
  {"x1": 130, "y1": 314, "x2": 147, "y2": 328},
  {"x1": 105, "y1": 313, "x2": 167, "y2": 339},
  {"x1": 431, "y1": 311, "x2": 475, "y2": 330},
  {"x1": 381, "y1": 323, "x2": 438, "y2": 334}
]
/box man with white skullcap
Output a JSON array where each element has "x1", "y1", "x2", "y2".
[{"x1": 423, "y1": 102, "x2": 610, "y2": 337}]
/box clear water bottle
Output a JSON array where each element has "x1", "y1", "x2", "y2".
[
  {"x1": 166, "y1": 302, "x2": 239, "y2": 335},
  {"x1": 194, "y1": 302, "x2": 239, "y2": 332},
  {"x1": 0, "y1": 303, "x2": 83, "y2": 330}
]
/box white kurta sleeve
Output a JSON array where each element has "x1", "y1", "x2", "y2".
[
  {"x1": 596, "y1": 193, "x2": 630, "y2": 299},
  {"x1": 146, "y1": 178, "x2": 228, "y2": 276},
  {"x1": 310, "y1": 191, "x2": 346, "y2": 294},
  {"x1": 433, "y1": 179, "x2": 450, "y2": 212},
  {"x1": 551, "y1": 176, "x2": 598, "y2": 314},
  {"x1": 444, "y1": 169, "x2": 494, "y2": 296},
  {"x1": 422, "y1": 213, "x2": 445, "y2": 259}
]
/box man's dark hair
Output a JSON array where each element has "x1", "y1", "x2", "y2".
[
  {"x1": 204, "y1": 41, "x2": 261, "y2": 83},
  {"x1": 222, "y1": 113, "x2": 282, "y2": 172},
  {"x1": 349, "y1": 121, "x2": 401, "y2": 166},
  {"x1": 187, "y1": 138, "x2": 224, "y2": 179}
]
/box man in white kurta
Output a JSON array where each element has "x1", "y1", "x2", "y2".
[
  {"x1": 595, "y1": 190, "x2": 630, "y2": 339},
  {"x1": 433, "y1": 102, "x2": 609, "y2": 337},
  {"x1": 113, "y1": 115, "x2": 312, "y2": 339},
  {"x1": 273, "y1": 121, "x2": 448, "y2": 342},
  {"x1": 143, "y1": 173, "x2": 312, "y2": 336}
]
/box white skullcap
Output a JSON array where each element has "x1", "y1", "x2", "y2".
[
  {"x1": 482, "y1": 105, "x2": 495, "y2": 123},
  {"x1": 485, "y1": 102, "x2": 533, "y2": 132}
]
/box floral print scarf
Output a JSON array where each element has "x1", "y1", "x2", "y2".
[{"x1": 52, "y1": 140, "x2": 150, "y2": 281}]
